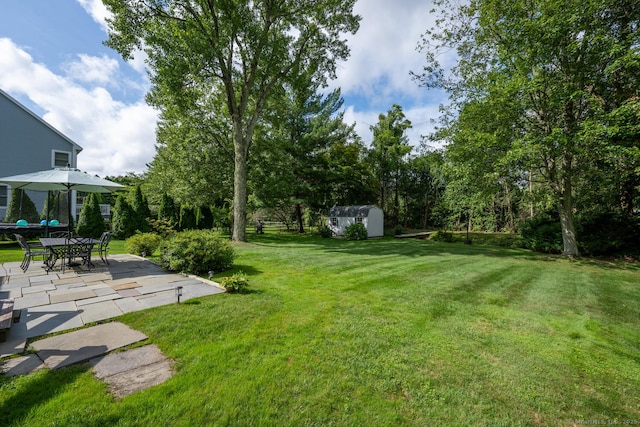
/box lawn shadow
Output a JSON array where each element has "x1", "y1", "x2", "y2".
[
  {"x1": 246, "y1": 233, "x2": 640, "y2": 271},
  {"x1": 219, "y1": 264, "x2": 262, "y2": 276},
  {"x1": 0, "y1": 364, "x2": 89, "y2": 426},
  {"x1": 247, "y1": 232, "x2": 540, "y2": 261}
]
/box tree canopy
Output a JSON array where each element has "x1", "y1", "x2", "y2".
[
  {"x1": 104, "y1": 0, "x2": 360, "y2": 241},
  {"x1": 415, "y1": 0, "x2": 640, "y2": 256}
]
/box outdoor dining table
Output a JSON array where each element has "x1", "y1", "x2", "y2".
[{"x1": 39, "y1": 237, "x2": 99, "y2": 273}]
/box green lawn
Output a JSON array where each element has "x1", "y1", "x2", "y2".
[{"x1": 1, "y1": 233, "x2": 639, "y2": 426}]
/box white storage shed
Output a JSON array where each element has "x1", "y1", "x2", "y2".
[{"x1": 328, "y1": 205, "x2": 384, "y2": 238}]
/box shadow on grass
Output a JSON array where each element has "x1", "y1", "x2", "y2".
[
  {"x1": 247, "y1": 232, "x2": 541, "y2": 260},
  {"x1": 245, "y1": 232, "x2": 640, "y2": 271},
  {"x1": 0, "y1": 364, "x2": 88, "y2": 426},
  {"x1": 218, "y1": 264, "x2": 262, "y2": 276}
]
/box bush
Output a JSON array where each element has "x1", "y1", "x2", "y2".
[
  {"x1": 394, "y1": 224, "x2": 406, "y2": 235},
  {"x1": 219, "y1": 271, "x2": 249, "y2": 293},
  {"x1": 577, "y1": 210, "x2": 640, "y2": 257},
  {"x1": 160, "y1": 229, "x2": 235, "y2": 275},
  {"x1": 318, "y1": 225, "x2": 333, "y2": 238},
  {"x1": 76, "y1": 193, "x2": 106, "y2": 238},
  {"x1": 430, "y1": 230, "x2": 454, "y2": 242},
  {"x1": 344, "y1": 223, "x2": 368, "y2": 240},
  {"x1": 179, "y1": 205, "x2": 197, "y2": 230},
  {"x1": 148, "y1": 218, "x2": 176, "y2": 237},
  {"x1": 125, "y1": 232, "x2": 163, "y2": 257},
  {"x1": 131, "y1": 185, "x2": 151, "y2": 233},
  {"x1": 4, "y1": 189, "x2": 40, "y2": 223},
  {"x1": 520, "y1": 214, "x2": 562, "y2": 254},
  {"x1": 112, "y1": 195, "x2": 137, "y2": 239}
]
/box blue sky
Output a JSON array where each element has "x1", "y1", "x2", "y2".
[{"x1": 0, "y1": 0, "x2": 447, "y2": 176}]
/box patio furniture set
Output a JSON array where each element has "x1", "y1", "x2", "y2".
[{"x1": 15, "y1": 231, "x2": 112, "y2": 274}]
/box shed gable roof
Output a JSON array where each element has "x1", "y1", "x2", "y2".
[{"x1": 328, "y1": 205, "x2": 379, "y2": 217}]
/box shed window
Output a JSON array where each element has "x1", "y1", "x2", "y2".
[
  {"x1": 52, "y1": 150, "x2": 71, "y2": 168},
  {"x1": 0, "y1": 185, "x2": 7, "y2": 208},
  {"x1": 330, "y1": 217, "x2": 338, "y2": 227},
  {"x1": 355, "y1": 217, "x2": 364, "y2": 224}
]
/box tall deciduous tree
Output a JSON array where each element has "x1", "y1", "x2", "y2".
[
  {"x1": 416, "y1": 0, "x2": 640, "y2": 256},
  {"x1": 103, "y1": 0, "x2": 360, "y2": 242},
  {"x1": 368, "y1": 104, "x2": 412, "y2": 225}
]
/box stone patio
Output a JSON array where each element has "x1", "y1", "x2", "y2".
[{"x1": 0, "y1": 254, "x2": 225, "y2": 358}]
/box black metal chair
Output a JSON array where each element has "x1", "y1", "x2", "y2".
[
  {"x1": 14, "y1": 234, "x2": 48, "y2": 272},
  {"x1": 68, "y1": 237, "x2": 95, "y2": 271},
  {"x1": 49, "y1": 231, "x2": 71, "y2": 238},
  {"x1": 92, "y1": 231, "x2": 112, "y2": 265}
]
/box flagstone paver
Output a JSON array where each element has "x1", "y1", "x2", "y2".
[
  {"x1": 14, "y1": 292, "x2": 50, "y2": 310},
  {"x1": 22, "y1": 283, "x2": 56, "y2": 294},
  {"x1": 90, "y1": 344, "x2": 173, "y2": 398},
  {"x1": 116, "y1": 288, "x2": 142, "y2": 298},
  {"x1": 112, "y1": 282, "x2": 141, "y2": 290},
  {"x1": 49, "y1": 289, "x2": 97, "y2": 304},
  {"x1": 32, "y1": 322, "x2": 148, "y2": 369},
  {"x1": 76, "y1": 293, "x2": 122, "y2": 306},
  {"x1": 80, "y1": 300, "x2": 124, "y2": 324},
  {"x1": 114, "y1": 297, "x2": 145, "y2": 313},
  {"x1": 1, "y1": 354, "x2": 45, "y2": 376},
  {"x1": 0, "y1": 254, "x2": 224, "y2": 358}
]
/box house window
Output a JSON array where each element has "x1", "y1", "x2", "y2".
[
  {"x1": 0, "y1": 185, "x2": 7, "y2": 208},
  {"x1": 330, "y1": 217, "x2": 338, "y2": 227},
  {"x1": 355, "y1": 217, "x2": 364, "y2": 224},
  {"x1": 52, "y1": 150, "x2": 71, "y2": 168}
]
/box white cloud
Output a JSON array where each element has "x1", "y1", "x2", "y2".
[
  {"x1": 76, "y1": 0, "x2": 150, "y2": 75},
  {"x1": 330, "y1": 1, "x2": 452, "y2": 150},
  {"x1": 334, "y1": 0, "x2": 437, "y2": 105},
  {"x1": 76, "y1": 0, "x2": 111, "y2": 32},
  {"x1": 63, "y1": 54, "x2": 119, "y2": 85},
  {"x1": 0, "y1": 38, "x2": 157, "y2": 177}
]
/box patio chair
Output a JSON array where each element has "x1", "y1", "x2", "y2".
[
  {"x1": 14, "y1": 234, "x2": 48, "y2": 272},
  {"x1": 67, "y1": 238, "x2": 94, "y2": 272},
  {"x1": 92, "y1": 231, "x2": 112, "y2": 265},
  {"x1": 49, "y1": 230, "x2": 71, "y2": 238}
]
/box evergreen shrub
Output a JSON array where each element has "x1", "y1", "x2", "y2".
[
  {"x1": 4, "y1": 189, "x2": 40, "y2": 223},
  {"x1": 430, "y1": 230, "x2": 454, "y2": 242},
  {"x1": 577, "y1": 210, "x2": 640, "y2": 257},
  {"x1": 394, "y1": 224, "x2": 406, "y2": 235},
  {"x1": 520, "y1": 214, "x2": 562, "y2": 254},
  {"x1": 318, "y1": 225, "x2": 333, "y2": 238},
  {"x1": 76, "y1": 193, "x2": 106, "y2": 238},
  {"x1": 112, "y1": 195, "x2": 137, "y2": 239},
  {"x1": 125, "y1": 232, "x2": 163, "y2": 257},
  {"x1": 160, "y1": 229, "x2": 235, "y2": 275},
  {"x1": 344, "y1": 223, "x2": 368, "y2": 240}
]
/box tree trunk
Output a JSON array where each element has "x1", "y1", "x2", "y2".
[
  {"x1": 232, "y1": 136, "x2": 249, "y2": 242},
  {"x1": 558, "y1": 190, "x2": 579, "y2": 257},
  {"x1": 295, "y1": 203, "x2": 305, "y2": 233}
]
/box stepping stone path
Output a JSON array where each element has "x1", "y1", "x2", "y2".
[
  {"x1": 1, "y1": 322, "x2": 174, "y2": 398},
  {"x1": 91, "y1": 344, "x2": 173, "y2": 398}
]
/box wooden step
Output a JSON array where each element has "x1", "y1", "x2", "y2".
[{"x1": 0, "y1": 299, "x2": 15, "y2": 342}]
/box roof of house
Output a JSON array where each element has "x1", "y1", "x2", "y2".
[
  {"x1": 0, "y1": 89, "x2": 83, "y2": 153},
  {"x1": 328, "y1": 205, "x2": 380, "y2": 217}
]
